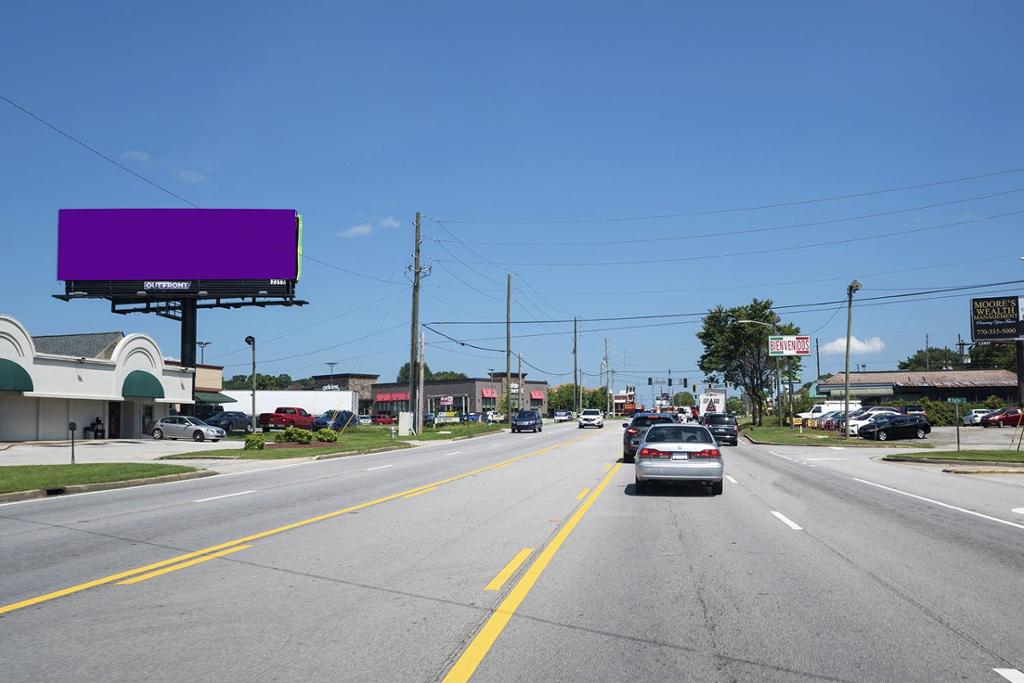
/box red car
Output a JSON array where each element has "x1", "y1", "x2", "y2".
[
  {"x1": 258, "y1": 406, "x2": 315, "y2": 432},
  {"x1": 371, "y1": 414, "x2": 397, "y2": 425},
  {"x1": 980, "y1": 407, "x2": 1023, "y2": 428}
]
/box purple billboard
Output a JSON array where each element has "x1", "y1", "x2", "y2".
[{"x1": 58, "y1": 209, "x2": 301, "y2": 281}]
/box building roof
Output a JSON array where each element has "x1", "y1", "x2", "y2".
[
  {"x1": 820, "y1": 370, "x2": 1018, "y2": 388},
  {"x1": 32, "y1": 332, "x2": 124, "y2": 359},
  {"x1": 309, "y1": 373, "x2": 380, "y2": 380}
]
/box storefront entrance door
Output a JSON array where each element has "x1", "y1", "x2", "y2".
[{"x1": 108, "y1": 402, "x2": 122, "y2": 439}]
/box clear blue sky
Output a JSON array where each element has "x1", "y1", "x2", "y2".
[{"x1": 2, "y1": 1, "x2": 1023, "y2": 389}]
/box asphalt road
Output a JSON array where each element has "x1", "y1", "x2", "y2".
[{"x1": 2, "y1": 423, "x2": 1023, "y2": 682}]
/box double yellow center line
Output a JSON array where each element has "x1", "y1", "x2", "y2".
[{"x1": 0, "y1": 433, "x2": 592, "y2": 617}]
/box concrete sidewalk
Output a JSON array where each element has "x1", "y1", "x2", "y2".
[{"x1": 0, "y1": 437, "x2": 265, "y2": 473}]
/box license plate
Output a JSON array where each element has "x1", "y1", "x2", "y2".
[{"x1": 671, "y1": 453, "x2": 689, "y2": 461}]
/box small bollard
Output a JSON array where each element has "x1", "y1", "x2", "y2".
[{"x1": 68, "y1": 421, "x2": 77, "y2": 465}]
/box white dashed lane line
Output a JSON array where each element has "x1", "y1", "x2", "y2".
[
  {"x1": 994, "y1": 668, "x2": 1024, "y2": 683},
  {"x1": 366, "y1": 464, "x2": 394, "y2": 471},
  {"x1": 725, "y1": 475, "x2": 738, "y2": 484},
  {"x1": 194, "y1": 490, "x2": 256, "y2": 503},
  {"x1": 770, "y1": 511, "x2": 803, "y2": 530}
]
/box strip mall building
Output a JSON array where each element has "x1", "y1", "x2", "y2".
[{"x1": 0, "y1": 315, "x2": 193, "y2": 441}]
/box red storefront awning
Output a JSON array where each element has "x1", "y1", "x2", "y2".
[
  {"x1": 529, "y1": 390, "x2": 545, "y2": 400},
  {"x1": 375, "y1": 391, "x2": 409, "y2": 402},
  {"x1": 481, "y1": 388, "x2": 497, "y2": 398}
]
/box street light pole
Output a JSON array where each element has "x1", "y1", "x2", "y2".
[
  {"x1": 843, "y1": 280, "x2": 862, "y2": 441},
  {"x1": 196, "y1": 341, "x2": 211, "y2": 365},
  {"x1": 244, "y1": 336, "x2": 256, "y2": 433},
  {"x1": 325, "y1": 362, "x2": 337, "y2": 390}
]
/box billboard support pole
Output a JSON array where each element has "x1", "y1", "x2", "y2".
[
  {"x1": 180, "y1": 299, "x2": 197, "y2": 416},
  {"x1": 1017, "y1": 340, "x2": 1024, "y2": 407}
]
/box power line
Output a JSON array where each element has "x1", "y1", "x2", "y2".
[
  {"x1": 431, "y1": 185, "x2": 1024, "y2": 246},
  {"x1": 434, "y1": 209, "x2": 1024, "y2": 267},
  {"x1": 429, "y1": 166, "x2": 1024, "y2": 225},
  {"x1": 0, "y1": 93, "x2": 200, "y2": 208},
  {"x1": 304, "y1": 254, "x2": 408, "y2": 286},
  {"x1": 221, "y1": 321, "x2": 407, "y2": 368}
]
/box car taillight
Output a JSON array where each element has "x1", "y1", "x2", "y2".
[
  {"x1": 694, "y1": 448, "x2": 721, "y2": 458},
  {"x1": 627, "y1": 428, "x2": 639, "y2": 435},
  {"x1": 638, "y1": 447, "x2": 670, "y2": 459}
]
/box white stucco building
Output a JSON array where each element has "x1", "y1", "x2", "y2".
[{"x1": 0, "y1": 315, "x2": 193, "y2": 441}]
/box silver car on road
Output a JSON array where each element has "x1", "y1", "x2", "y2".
[
  {"x1": 634, "y1": 423, "x2": 723, "y2": 495},
  {"x1": 151, "y1": 416, "x2": 226, "y2": 442}
]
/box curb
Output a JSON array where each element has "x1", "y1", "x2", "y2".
[
  {"x1": 942, "y1": 467, "x2": 1024, "y2": 475},
  {"x1": 314, "y1": 444, "x2": 414, "y2": 460},
  {"x1": 0, "y1": 469, "x2": 216, "y2": 504},
  {"x1": 883, "y1": 455, "x2": 1024, "y2": 467}
]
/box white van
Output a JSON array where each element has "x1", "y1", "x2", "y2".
[{"x1": 798, "y1": 401, "x2": 861, "y2": 421}]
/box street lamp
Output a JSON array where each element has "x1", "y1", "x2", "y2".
[
  {"x1": 325, "y1": 362, "x2": 338, "y2": 390},
  {"x1": 736, "y1": 319, "x2": 783, "y2": 427},
  {"x1": 196, "y1": 341, "x2": 211, "y2": 364},
  {"x1": 244, "y1": 336, "x2": 256, "y2": 433},
  {"x1": 488, "y1": 368, "x2": 495, "y2": 419}
]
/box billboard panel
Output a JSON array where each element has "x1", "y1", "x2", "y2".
[
  {"x1": 970, "y1": 296, "x2": 1023, "y2": 342},
  {"x1": 768, "y1": 335, "x2": 811, "y2": 356},
  {"x1": 58, "y1": 209, "x2": 300, "y2": 297}
]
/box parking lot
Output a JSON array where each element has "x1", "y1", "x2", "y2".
[{"x1": 910, "y1": 425, "x2": 1024, "y2": 450}]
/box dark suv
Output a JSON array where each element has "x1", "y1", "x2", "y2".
[
  {"x1": 703, "y1": 413, "x2": 738, "y2": 446},
  {"x1": 512, "y1": 409, "x2": 543, "y2": 433},
  {"x1": 206, "y1": 411, "x2": 253, "y2": 433},
  {"x1": 622, "y1": 412, "x2": 677, "y2": 462}
]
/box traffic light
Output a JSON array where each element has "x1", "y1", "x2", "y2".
[
  {"x1": 668, "y1": 378, "x2": 672, "y2": 386},
  {"x1": 683, "y1": 378, "x2": 688, "y2": 388},
  {"x1": 648, "y1": 377, "x2": 652, "y2": 385}
]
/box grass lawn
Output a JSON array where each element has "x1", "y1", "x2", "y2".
[
  {"x1": 885, "y1": 450, "x2": 1024, "y2": 463},
  {"x1": 742, "y1": 425, "x2": 932, "y2": 448},
  {"x1": 0, "y1": 463, "x2": 197, "y2": 494},
  {"x1": 411, "y1": 422, "x2": 504, "y2": 441}
]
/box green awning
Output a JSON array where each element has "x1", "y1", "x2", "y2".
[
  {"x1": 122, "y1": 370, "x2": 165, "y2": 399},
  {"x1": 0, "y1": 359, "x2": 33, "y2": 392},
  {"x1": 195, "y1": 391, "x2": 236, "y2": 404}
]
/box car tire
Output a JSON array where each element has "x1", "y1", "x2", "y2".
[
  {"x1": 997, "y1": 422, "x2": 1004, "y2": 428},
  {"x1": 916, "y1": 428, "x2": 926, "y2": 439},
  {"x1": 211, "y1": 439, "x2": 220, "y2": 443},
  {"x1": 578, "y1": 424, "x2": 582, "y2": 429},
  {"x1": 245, "y1": 423, "x2": 254, "y2": 434},
  {"x1": 877, "y1": 431, "x2": 887, "y2": 441},
  {"x1": 262, "y1": 426, "x2": 270, "y2": 433},
  {"x1": 634, "y1": 477, "x2": 646, "y2": 494},
  {"x1": 711, "y1": 481, "x2": 723, "y2": 496},
  {"x1": 623, "y1": 453, "x2": 634, "y2": 464},
  {"x1": 193, "y1": 431, "x2": 205, "y2": 442},
  {"x1": 152, "y1": 428, "x2": 163, "y2": 440}
]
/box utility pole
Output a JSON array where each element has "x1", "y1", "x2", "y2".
[
  {"x1": 603, "y1": 338, "x2": 610, "y2": 415},
  {"x1": 843, "y1": 280, "x2": 861, "y2": 440},
  {"x1": 245, "y1": 336, "x2": 256, "y2": 433},
  {"x1": 573, "y1": 317, "x2": 578, "y2": 413},
  {"x1": 609, "y1": 369, "x2": 615, "y2": 415},
  {"x1": 506, "y1": 273, "x2": 512, "y2": 425},
  {"x1": 517, "y1": 353, "x2": 523, "y2": 412},
  {"x1": 417, "y1": 332, "x2": 425, "y2": 433},
  {"x1": 815, "y1": 337, "x2": 821, "y2": 379},
  {"x1": 408, "y1": 212, "x2": 422, "y2": 424},
  {"x1": 925, "y1": 333, "x2": 930, "y2": 370}
]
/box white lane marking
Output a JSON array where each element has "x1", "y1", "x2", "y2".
[
  {"x1": 853, "y1": 478, "x2": 1024, "y2": 532},
  {"x1": 725, "y1": 475, "x2": 738, "y2": 484},
  {"x1": 768, "y1": 450, "x2": 795, "y2": 461},
  {"x1": 446, "y1": 451, "x2": 463, "y2": 456},
  {"x1": 994, "y1": 668, "x2": 1024, "y2": 683},
  {"x1": 193, "y1": 490, "x2": 256, "y2": 503},
  {"x1": 1011, "y1": 508, "x2": 1024, "y2": 515},
  {"x1": 806, "y1": 457, "x2": 846, "y2": 461},
  {"x1": 828, "y1": 446, "x2": 846, "y2": 450},
  {"x1": 366, "y1": 464, "x2": 394, "y2": 471},
  {"x1": 770, "y1": 511, "x2": 803, "y2": 530}
]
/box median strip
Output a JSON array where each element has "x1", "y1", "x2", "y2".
[
  {"x1": 442, "y1": 463, "x2": 622, "y2": 683},
  {"x1": 403, "y1": 486, "x2": 439, "y2": 499},
  {"x1": 0, "y1": 432, "x2": 593, "y2": 617},
  {"x1": 484, "y1": 548, "x2": 532, "y2": 592}
]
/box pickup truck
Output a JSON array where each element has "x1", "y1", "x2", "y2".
[{"x1": 258, "y1": 406, "x2": 316, "y2": 432}]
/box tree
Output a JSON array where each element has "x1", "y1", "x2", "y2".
[
  {"x1": 431, "y1": 370, "x2": 468, "y2": 381},
  {"x1": 583, "y1": 386, "x2": 608, "y2": 410},
  {"x1": 970, "y1": 343, "x2": 1017, "y2": 371},
  {"x1": 697, "y1": 298, "x2": 801, "y2": 426},
  {"x1": 897, "y1": 347, "x2": 960, "y2": 371},
  {"x1": 726, "y1": 396, "x2": 744, "y2": 415},
  {"x1": 223, "y1": 373, "x2": 283, "y2": 390},
  {"x1": 546, "y1": 384, "x2": 576, "y2": 412},
  {"x1": 396, "y1": 362, "x2": 432, "y2": 384},
  {"x1": 672, "y1": 391, "x2": 695, "y2": 407}
]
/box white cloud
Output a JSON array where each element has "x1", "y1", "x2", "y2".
[
  {"x1": 174, "y1": 169, "x2": 207, "y2": 184},
  {"x1": 378, "y1": 216, "x2": 400, "y2": 229},
  {"x1": 821, "y1": 335, "x2": 886, "y2": 355},
  {"x1": 120, "y1": 149, "x2": 150, "y2": 162},
  {"x1": 336, "y1": 223, "x2": 374, "y2": 238}
]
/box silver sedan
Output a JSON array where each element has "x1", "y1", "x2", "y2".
[
  {"x1": 634, "y1": 423, "x2": 724, "y2": 495},
  {"x1": 151, "y1": 416, "x2": 225, "y2": 442}
]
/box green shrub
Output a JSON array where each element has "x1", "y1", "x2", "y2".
[
  {"x1": 274, "y1": 432, "x2": 288, "y2": 443},
  {"x1": 284, "y1": 426, "x2": 313, "y2": 444},
  {"x1": 316, "y1": 428, "x2": 338, "y2": 443},
  {"x1": 244, "y1": 434, "x2": 266, "y2": 450},
  {"x1": 984, "y1": 395, "x2": 1004, "y2": 410}
]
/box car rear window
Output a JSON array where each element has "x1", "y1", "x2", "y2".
[
  {"x1": 645, "y1": 426, "x2": 714, "y2": 444},
  {"x1": 582, "y1": 409, "x2": 601, "y2": 415},
  {"x1": 704, "y1": 415, "x2": 736, "y2": 425},
  {"x1": 631, "y1": 415, "x2": 675, "y2": 427}
]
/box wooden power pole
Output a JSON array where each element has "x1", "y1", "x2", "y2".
[
  {"x1": 506, "y1": 274, "x2": 512, "y2": 426},
  {"x1": 408, "y1": 212, "x2": 422, "y2": 427}
]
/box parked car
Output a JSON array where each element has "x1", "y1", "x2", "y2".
[
  {"x1": 372, "y1": 414, "x2": 397, "y2": 425},
  {"x1": 622, "y1": 412, "x2": 677, "y2": 463},
  {"x1": 633, "y1": 423, "x2": 723, "y2": 495},
  {"x1": 461, "y1": 412, "x2": 481, "y2": 422},
  {"x1": 313, "y1": 410, "x2": 360, "y2": 431},
  {"x1": 858, "y1": 414, "x2": 931, "y2": 441},
  {"x1": 981, "y1": 407, "x2": 1023, "y2": 428},
  {"x1": 553, "y1": 410, "x2": 572, "y2": 423},
  {"x1": 847, "y1": 409, "x2": 899, "y2": 435},
  {"x1": 512, "y1": 409, "x2": 543, "y2": 433},
  {"x1": 900, "y1": 404, "x2": 927, "y2": 416},
  {"x1": 578, "y1": 408, "x2": 604, "y2": 429},
  {"x1": 151, "y1": 416, "x2": 225, "y2": 442},
  {"x1": 963, "y1": 409, "x2": 992, "y2": 426},
  {"x1": 423, "y1": 413, "x2": 435, "y2": 427},
  {"x1": 205, "y1": 411, "x2": 253, "y2": 433},
  {"x1": 258, "y1": 406, "x2": 316, "y2": 432},
  {"x1": 702, "y1": 413, "x2": 738, "y2": 446},
  {"x1": 818, "y1": 410, "x2": 843, "y2": 431},
  {"x1": 358, "y1": 414, "x2": 373, "y2": 425}
]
